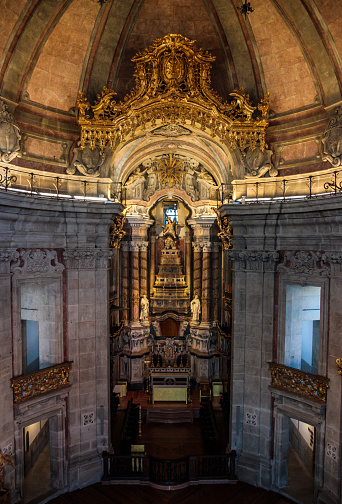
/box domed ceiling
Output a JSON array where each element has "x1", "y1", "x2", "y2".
[{"x1": 0, "y1": 0, "x2": 341, "y2": 177}]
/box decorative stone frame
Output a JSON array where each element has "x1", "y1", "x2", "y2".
[
  {"x1": 277, "y1": 275, "x2": 329, "y2": 377},
  {"x1": 12, "y1": 274, "x2": 64, "y2": 377},
  {"x1": 13, "y1": 389, "x2": 69, "y2": 501},
  {"x1": 271, "y1": 389, "x2": 325, "y2": 500}
]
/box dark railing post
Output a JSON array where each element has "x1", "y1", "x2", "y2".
[
  {"x1": 283, "y1": 179, "x2": 286, "y2": 200},
  {"x1": 30, "y1": 172, "x2": 34, "y2": 195},
  {"x1": 56, "y1": 176, "x2": 60, "y2": 199},
  {"x1": 4, "y1": 167, "x2": 8, "y2": 191},
  {"x1": 309, "y1": 175, "x2": 312, "y2": 199},
  {"x1": 230, "y1": 450, "x2": 236, "y2": 478},
  {"x1": 334, "y1": 171, "x2": 337, "y2": 195},
  {"x1": 102, "y1": 451, "x2": 109, "y2": 477}
]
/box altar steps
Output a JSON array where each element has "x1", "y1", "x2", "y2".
[{"x1": 146, "y1": 407, "x2": 193, "y2": 423}]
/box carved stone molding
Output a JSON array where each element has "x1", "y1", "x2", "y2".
[
  {"x1": 124, "y1": 154, "x2": 218, "y2": 203},
  {"x1": 0, "y1": 98, "x2": 21, "y2": 162},
  {"x1": 243, "y1": 146, "x2": 278, "y2": 178},
  {"x1": 63, "y1": 248, "x2": 112, "y2": 269},
  {"x1": 269, "y1": 362, "x2": 329, "y2": 403},
  {"x1": 0, "y1": 249, "x2": 19, "y2": 273},
  {"x1": 322, "y1": 106, "x2": 342, "y2": 167},
  {"x1": 277, "y1": 251, "x2": 330, "y2": 276},
  {"x1": 230, "y1": 250, "x2": 279, "y2": 271},
  {"x1": 67, "y1": 143, "x2": 107, "y2": 177},
  {"x1": 11, "y1": 249, "x2": 64, "y2": 274}
]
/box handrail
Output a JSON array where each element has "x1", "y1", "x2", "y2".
[
  {"x1": 0, "y1": 163, "x2": 123, "y2": 202},
  {"x1": 219, "y1": 166, "x2": 342, "y2": 204},
  {"x1": 2, "y1": 162, "x2": 342, "y2": 206},
  {"x1": 102, "y1": 451, "x2": 237, "y2": 484}
]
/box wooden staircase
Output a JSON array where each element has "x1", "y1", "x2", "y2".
[{"x1": 146, "y1": 408, "x2": 193, "y2": 423}]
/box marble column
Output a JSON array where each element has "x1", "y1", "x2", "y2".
[
  {"x1": 185, "y1": 233, "x2": 191, "y2": 294},
  {"x1": 211, "y1": 243, "x2": 220, "y2": 321},
  {"x1": 201, "y1": 242, "x2": 211, "y2": 323},
  {"x1": 130, "y1": 244, "x2": 140, "y2": 323},
  {"x1": 121, "y1": 243, "x2": 130, "y2": 322},
  {"x1": 139, "y1": 242, "x2": 148, "y2": 296},
  {"x1": 193, "y1": 243, "x2": 202, "y2": 297},
  {"x1": 150, "y1": 235, "x2": 156, "y2": 293}
]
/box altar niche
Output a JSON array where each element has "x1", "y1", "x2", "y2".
[{"x1": 150, "y1": 199, "x2": 190, "y2": 315}]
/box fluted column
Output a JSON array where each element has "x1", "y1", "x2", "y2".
[
  {"x1": 201, "y1": 242, "x2": 211, "y2": 323},
  {"x1": 140, "y1": 242, "x2": 148, "y2": 296},
  {"x1": 193, "y1": 243, "x2": 202, "y2": 297},
  {"x1": 121, "y1": 243, "x2": 130, "y2": 322},
  {"x1": 211, "y1": 243, "x2": 220, "y2": 321},
  {"x1": 130, "y1": 244, "x2": 140, "y2": 322}
]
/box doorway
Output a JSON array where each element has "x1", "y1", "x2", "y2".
[
  {"x1": 284, "y1": 419, "x2": 315, "y2": 504},
  {"x1": 23, "y1": 416, "x2": 60, "y2": 503}
]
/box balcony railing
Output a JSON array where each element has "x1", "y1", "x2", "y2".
[
  {"x1": 11, "y1": 361, "x2": 72, "y2": 403},
  {"x1": 219, "y1": 166, "x2": 342, "y2": 204},
  {"x1": 268, "y1": 362, "x2": 329, "y2": 403},
  {"x1": 102, "y1": 452, "x2": 237, "y2": 485},
  {"x1": 0, "y1": 163, "x2": 123, "y2": 202}
]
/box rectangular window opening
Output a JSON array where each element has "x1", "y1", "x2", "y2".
[{"x1": 285, "y1": 285, "x2": 321, "y2": 374}]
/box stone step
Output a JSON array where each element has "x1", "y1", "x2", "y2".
[{"x1": 146, "y1": 408, "x2": 193, "y2": 423}]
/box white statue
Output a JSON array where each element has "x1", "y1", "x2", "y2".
[
  {"x1": 190, "y1": 294, "x2": 201, "y2": 323},
  {"x1": 140, "y1": 295, "x2": 149, "y2": 322}
]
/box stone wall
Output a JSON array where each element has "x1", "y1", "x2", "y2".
[
  {"x1": 224, "y1": 195, "x2": 342, "y2": 504},
  {"x1": 0, "y1": 191, "x2": 121, "y2": 500}
]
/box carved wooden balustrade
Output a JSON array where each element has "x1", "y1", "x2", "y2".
[
  {"x1": 11, "y1": 362, "x2": 72, "y2": 403},
  {"x1": 102, "y1": 451, "x2": 237, "y2": 485},
  {"x1": 268, "y1": 362, "x2": 329, "y2": 403}
]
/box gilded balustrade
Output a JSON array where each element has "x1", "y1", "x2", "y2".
[
  {"x1": 11, "y1": 362, "x2": 72, "y2": 403},
  {"x1": 268, "y1": 362, "x2": 329, "y2": 403}
]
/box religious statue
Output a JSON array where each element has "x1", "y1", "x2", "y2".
[
  {"x1": 162, "y1": 216, "x2": 177, "y2": 240},
  {"x1": 0, "y1": 451, "x2": 15, "y2": 492},
  {"x1": 190, "y1": 294, "x2": 201, "y2": 324},
  {"x1": 140, "y1": 295, "x2": 149, "y2": 323}
]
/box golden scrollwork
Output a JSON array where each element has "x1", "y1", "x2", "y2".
[
  {"x1": 11, "y1": 362, "x2": 72, "y2": 404},
  {"x1": 336, "y1": 358, "x2": 342, "y2": 375},
  {"x1": 109, "y1": 206, "x2": 131, "y2": 249},
  {"x1": 77, "y1": 34, "x2": 269, "y2": 152},
  {"x1": 213, "y1": 208, "x2": 233, "y2": 250},
  {"x1": 268, "y1": 362, "x2": 329, "y2": 403}
]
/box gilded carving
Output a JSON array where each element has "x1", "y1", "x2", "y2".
[
  {"x1": 110, "y1": 207, "x2": 131, "y2": 249},
  {"x1": 11, "y1": 362, "x2": 72, "y2": 403},
  {"x1": 77, "y1": 34, "x2": 269, "y2": 153},
  {"x1": 213, "y1": 208, "x2": 232, "y2": 250},
  {"x1": 268, "y1": 362, "x2": 329, "y2": 403},
  {"x1": 336, "y1": 358, "x2": 342, "y2": 375},
  {"x1": 0, "y1": 98, "x2": 21, "y2": 162},
  {"x1": 322, "y1": 106, "x2": 342, "y2": 167},
  {"x1": 11, "y1": 249, "x2": 64, "y2": 274}
]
